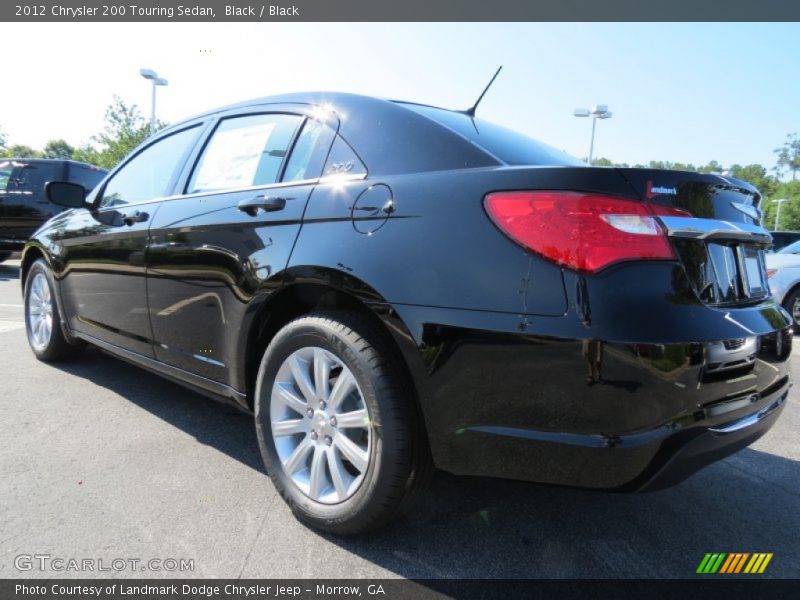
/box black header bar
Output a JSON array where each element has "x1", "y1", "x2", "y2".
[{"x1": 3, "y1": 0, "x2": 800, "y2": 22}]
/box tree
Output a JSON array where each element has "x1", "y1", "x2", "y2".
[
  {"x1": 73, "y1": 95, "x2": 160, "y2": 170},
  {"x1": 43, "y1": 139, "x2": 75, "y2": 160},
  {"x1": 774, "y1": 133, "x2": 800, "y2": 181},
  {"x1": 761, "y1": 180, "x2": 800, "y2": 231},
  {"x1": 728, "y1": 164, "x2": 778, "y2": 197},
  {"x1": 5, "y1": 144, "x2": 42, "y2": 158},
  {"x1": 0, "y1": 126, "x2": 6, "y2": 150}
]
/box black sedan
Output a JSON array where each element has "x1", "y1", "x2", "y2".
[{"x1": 22, "y1": 92, "x2": 791, "y2": 533}]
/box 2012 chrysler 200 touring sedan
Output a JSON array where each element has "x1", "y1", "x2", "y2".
[{"x1": 22, "y1": 93, "x2": 791, "y2": 533}]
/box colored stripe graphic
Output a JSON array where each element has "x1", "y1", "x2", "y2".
[
  {"x1": 697, "y1": 553, "x2": 727, "y2": 573},
  {"x1": 720, "y1": 553, "x2": 749, "y2": 573},
  {"x1": 744, "y1": 553, "x2": 774, "y2": 574},
  {"x1": 698, "y1": 552, "x2": 772, "y2": 574}
]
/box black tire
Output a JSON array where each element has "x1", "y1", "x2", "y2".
[
  {"x1": 782, "y1": 287, "x2": 800, "y2": 329},
  {"x1": 254, "y1": 310, "x2": 429, "y2": 534},
  {"x1": 0, "y1": 251, "x2": 11, "y2": 264},
  {"x1": 24, "y1": 258, "x2": 84, "y2": 362}
]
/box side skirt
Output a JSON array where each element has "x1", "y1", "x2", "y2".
[{"x1": 73, "y1": 331, "x2": 251, "y2": 413}]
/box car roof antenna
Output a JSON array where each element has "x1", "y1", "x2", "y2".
[{"x1": 461, "y1": 66, "x2": 503, "y2": 118}]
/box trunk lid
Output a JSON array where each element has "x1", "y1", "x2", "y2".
[{"x1": 616, "y1": 168, "x2": 771, "y2": 307}]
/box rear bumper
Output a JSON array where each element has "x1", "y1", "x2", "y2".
[
  {"x1": 386, "y1": 297, "x2": 792, "y2": 491},
  {"x1": 634, "y1": 390, "x2": 787, "y2": 491}
]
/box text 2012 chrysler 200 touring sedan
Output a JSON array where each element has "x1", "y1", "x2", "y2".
[{"x1": 22, "y1": 93, "x2": 791, "y2": 533}]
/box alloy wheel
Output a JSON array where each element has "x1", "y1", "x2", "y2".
[
  {"x1": 793, "y1": 297, "x2": 800, "y2": 328},
  {"x1": 270, "y1": 346, "x2": 372, "y2": 504},
  {"x1": 27, "y1": 272, "x2": 53, "y2": 350}
]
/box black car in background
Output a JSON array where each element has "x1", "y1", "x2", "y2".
[
  {"x1": 768, "y1": 230, "x2": 800, "y2": 252},
  {"x1": 21, "y1": 93, "x2": 791, "y2": 534},
  {"x1": 0, "y1": 158, "x2": 107, "y2": 261}
]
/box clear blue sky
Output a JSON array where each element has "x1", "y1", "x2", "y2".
[{"x1": 1, "y1": 22, "x2": 798, "y2": 170}]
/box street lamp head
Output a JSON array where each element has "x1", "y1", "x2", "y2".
[
  {"x1": 139, "y1": 68, "x2": 157, "y2": 80},
  {"x1": 598, "y1": 111, "x2": 613, "y2": 120},
  {"x1": 573, "y1": 108, "x2": 590, "y2": 117},
  {"x1": 154, "y1": 78, "x2": 169, "y2": 87},
  {"x1": 591, "y1": 104, "x2": 608, "y2": 115}
]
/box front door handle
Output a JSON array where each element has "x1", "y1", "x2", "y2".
[
  {"x1": 120, "y1": 210, "x2": 148, "y2": 225},
  {"x1": 237, "y1": 195, "x2": 288, "y2": 216}
]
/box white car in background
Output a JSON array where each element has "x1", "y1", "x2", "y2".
[{"x1": 767, "y1": 239, "x2": 800, "y2": 327}]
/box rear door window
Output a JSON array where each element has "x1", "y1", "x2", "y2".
[
  {"x1": 188, "y1": 113, "x2": 302, "y2": 194},
  {"x1": 282, "y1": 118, "x2": 336, "y2": 182}
]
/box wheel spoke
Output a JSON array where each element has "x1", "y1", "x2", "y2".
[
  {"x1": 326, "y1": 446, "x2": 349, "y2": 501},
  {"x1": 282, "y1": 435, "x2": 313, "y2": 474},
  {"x1": 288, "y1": 354, "x2": 316, "y2": 403},
  {"x1": 334, "y1": 432, "x2": 368, "y2": 473},
  {"x1": 335, "y1": 407, "x2": 369, "y2": 429},
  {"x1": 308, "y1": 446, "x2": 327, "y2": 500},
  {"x1": 274, "y1": 382, "x2": 307, "y2": 416},
  {"x1": 313, "y1": 348, "x2": 331, "y2": 402},
  {"x1": 272, "y1": 418, "x2": 308, "y2": 437},
  {"x1": 328, "y1": 370, "x2": 355, "y2": 412}
]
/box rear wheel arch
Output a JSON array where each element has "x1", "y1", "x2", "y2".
[{"x1": 241, "y1": 276, "x2": 424, "y2": 417}]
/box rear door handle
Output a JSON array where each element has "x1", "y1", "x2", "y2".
[
  {"x1": 237, "y1": 195, "x2": 288, "y2": 216},
  {"x1": 120, "y1": 210, "x2": 148, "y2": 225}
]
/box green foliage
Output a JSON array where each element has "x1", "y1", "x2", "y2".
[
  {"x1": 774, "y1": 133, "x2": 800, "y2": 181},
  {"x1": 761, "y1": 180, "x2": 800, "y2": 231},
  {"x1": 74, "y1": 96, "x2": 160, "y2": 169},
  {"x1": 43, "y1": 139, "x2": 75, "y2": 160},
  {"x1": 0, "y1": 126, "x2": 6, "y2": 150},
  {"x1": 4, "y1": 144, "x2": 43, "y2": 159}
]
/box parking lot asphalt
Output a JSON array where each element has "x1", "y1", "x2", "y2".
[{"x1": 0, "y1": 257, "x2": 798, "y2": 580}]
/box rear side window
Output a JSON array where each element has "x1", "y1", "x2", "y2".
[
  {"x1": 188, "y1": 113, "x2": 302, "y2": 193},
  {"x1": 282, "y1": 118, "x2": 336, "y2": 182},
  {"x1": 401, "y1": 103, "x2": 583, "y2": 167},
  {"x1": 0, "y1": 160, "x2": 14, "y2": 191},
  {"x1": 323, "y1": 136, "x2": 367, "y2": 177},
  {"x1": 0, "y1": 161, "x2": 59, "y2": 193},
  {"x1": 101, "y1": 126, "x2": 201, "y2": 207},
  {"x1": 68, "y1": 164, "x2": 106, "y2": 192}
]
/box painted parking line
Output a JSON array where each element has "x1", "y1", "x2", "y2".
[{"x1": 0, "y1": 320, "x2": 24, "y2": 333}]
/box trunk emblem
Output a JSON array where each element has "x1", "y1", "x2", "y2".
[
  {"x1": 731, "y1": 201, "x2": 761, "y2": 221},
  {"x1": 645, "y1": 181, "x2": 678, "y2": 199}
]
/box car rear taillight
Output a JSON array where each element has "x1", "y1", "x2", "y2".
[{"x1": 484, "y1": 191, "x2": 682, "y2": 273}]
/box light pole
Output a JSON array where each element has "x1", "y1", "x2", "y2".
[
  {"x1": 139, "y1": 68, "x2": 168, "y2": 134},
  {"x1": 574, "y1": 104, "x2": 613, "y2": 165},
  {"x1": 773, "y1": 198, "x2": 788, "y2": 231}
]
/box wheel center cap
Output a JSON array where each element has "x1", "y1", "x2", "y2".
[{"x1": 312, "y1": 412, "x2": 328, "y2": 435}]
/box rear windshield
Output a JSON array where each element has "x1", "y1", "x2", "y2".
[{"x1": 400, "y1": 103, "x2": 584, "y2": 167}]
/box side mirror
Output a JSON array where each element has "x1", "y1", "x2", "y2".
[{"x1": 45, "y1": 181, "x2": 87, "y2": 208}]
